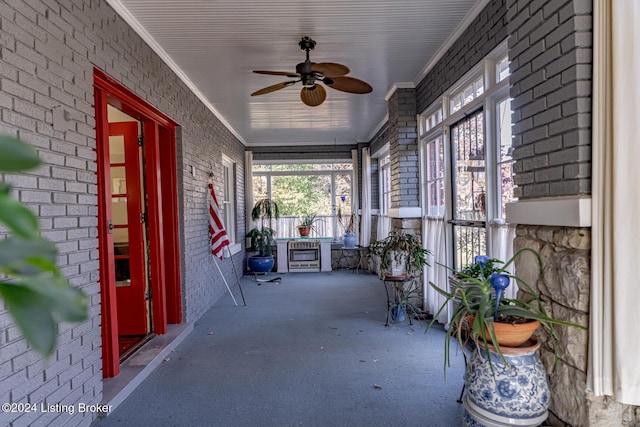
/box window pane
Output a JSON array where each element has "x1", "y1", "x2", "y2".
[
  {"x1": 271, "y1": 174, "x2": 333, "y2": 216},
  {"x1": 497, "y1": 98, "x2": 513, "y2": 162},
  {"x1": 425, "y1": 136, "x2": 445, "y2": 217},
  {"x1": 453, "y1": 225, "x2": 486, "y2": 270},
  {"x1": 110, "y1": 166, "x2": 126, "y2": 195},
  {"x1": 109, "y1": 135, "x2": 125, "y2": 163},
  {"x1": 475, "y1": 77, "x2": 484, "y2": 97},
  {"x1": 253, "y1": 176, "x2": 267, "y2": 199},
  {"x1": 496, "y1": 56, "x2": 509, "y2": 82},
  {"x1": 112, "y1": 197, "x2": 128, "y2": 225},
  {"x1": 253, "y1": 163, "x2": 350, "y2": 172},
  {"x1": 500, "y1": 163, "x2": 515, "y2": 220},
  {"x1": 452, "y1": 111, "x2": 486, "y2": 221}
]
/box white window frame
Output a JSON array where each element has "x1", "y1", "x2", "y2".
[
  {"x1": 251, "y1": 160, "x2": 353, "y2": 240},
  {"x1": 222, "y1": 155, "x2": 241, "y2": 256},
  {"x1": 418, "y1": 41, "x2": 513, "y2": 269},
  {"x1": 379, "y1": 153, "x2": 391, "y2": 217}
]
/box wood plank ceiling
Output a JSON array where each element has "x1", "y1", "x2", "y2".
[{"x1": 107, "y1": 0, "x2": 484, "y2": 146}]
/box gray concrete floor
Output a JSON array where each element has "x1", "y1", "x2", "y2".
[{"x1": 92, "y1": 270, "x2": 465, "y2": 427}]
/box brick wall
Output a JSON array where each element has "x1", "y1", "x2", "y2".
[
  {"x1": 416, "y1": 0, "x2": 508, "y2": 113},
  {"x1": 387, "y1": 88, "x2": 419, "y2": 210},
  {"x1": 507, "y1": 0, "x2": 592, "y2": 199},
  {"x1": 0, "y1": 1, "x2": 245, "y2": 426}
]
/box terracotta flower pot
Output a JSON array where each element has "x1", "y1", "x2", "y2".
[
  {"x1": 297, "y1": 226, "x2": 311, "y2": 237},
  {"x1": 488, "y1": 319, "x2": 540, "y2": 347},
  {"x1": 468, "y1": 316, "x2": 540, "y2": 348}
]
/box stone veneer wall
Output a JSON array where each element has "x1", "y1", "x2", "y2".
[{"x1": 514, "y1": 226, "x2": 640, "y2": 426}]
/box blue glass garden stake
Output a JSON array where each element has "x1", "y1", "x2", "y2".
[{"x1": 489, "y1": 273, "x2": 510, "y2": 320}]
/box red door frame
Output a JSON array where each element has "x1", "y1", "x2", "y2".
[{"x1": 94, "y1": 68, "x2": 182, "y2": 377}]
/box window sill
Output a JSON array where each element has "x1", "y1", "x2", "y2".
[{"x1": 224, "y1": 243, "x2": 242, "y2": 258}]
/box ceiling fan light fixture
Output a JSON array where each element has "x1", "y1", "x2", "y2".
[
  {"x1": 251, "y1": 37, "x2": 372, "y2": 106},
  {"x1": 300, "y1": 84, "x2": 326, "y2": 107}
]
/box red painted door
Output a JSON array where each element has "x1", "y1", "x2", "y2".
[{"x1": 109, "y1": 122, "x2": 149, "y2": 336}]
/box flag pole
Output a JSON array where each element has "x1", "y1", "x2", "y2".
[
  {"x1": 225, "y1": 245, "x2": 246, "y2": 306},
  {"x1": 208, "y1": 182, "x2": 240, "y2": 307},
  {"x1": 212, "y1": 255, "x2": 238, "y2": 306}
]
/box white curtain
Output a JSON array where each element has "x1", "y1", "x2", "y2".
[
  {"x1": 423, "y1": 216, "x2": 449, "y2": 324},
  {"x1": 245, "y1": 151, "x2": 254, "y2": 238},
  {"x1": 489, "y1": 221, "x2": 517, "y2": 299},
  {"x1": 590, "y1": 1, "x2": 640, "y2": 405},
  {"x1": 351, "y1": 149, "x2": 360, "y2": 242},
  {"x1": 360, "y1": 148, "x2": 372, "y2": 247},
  {"x1": 377, "y1": 215, "x2": 391, "y2": 240}
]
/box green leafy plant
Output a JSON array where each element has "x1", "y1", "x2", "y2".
[
  {"x1": 426, "y1": 248, "x2": 586, "y2": 373},
  {"x1": 337, "y1": 207, "x2": 355, "y2": 235},
  {"x1": 246, "y1": 198, "x2": 280, "y2": 256},
  {"x1": 389, "y1": 277, "x2": 425, "y2": 321},
  {"x1": 298, "y1": 213, "x2": 319, "y2": 229},
  {"x1": 0, "y1": 135, "x2": 87, "y2": 356},
  {"x1": 370, "y1": 231, "x2": 431, "y2": 279}
]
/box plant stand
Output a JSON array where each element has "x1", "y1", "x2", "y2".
[{"x1": 382, "y1": 276, "x2": 419, "y2": 326}]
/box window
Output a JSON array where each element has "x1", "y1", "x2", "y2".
[
  {"x1": 222, "y1": 156, "x2": 237, "y2": 245},
  {"x1": 252, "y1": 162, "x2": 353, "y2": 239},
  {"x1": 421, "y1": 107, "x2": 443, "y2": 134},
  {"x1": 418, "y1": 43, "x2": 513, "y2": 271},
  {"x1": 379, "y1": 154, "x2": 391, "y2": 216},
  {"x1": 496, "y1": 55, "x2": 509, "y2": 83},
  {"x1": 450, "y1": 75, "x2": 484, "y2": 114},
  {"x1": 451, "y1": 111, "x2": 487, "y2": 269},
  {"x1": 496, "y1": 97, "x2": 515, "y2": 220},
  {"x1": 425, "y1": 136, "x2": 445, "y2": 217}
]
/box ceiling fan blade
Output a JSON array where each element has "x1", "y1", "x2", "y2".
[
  {"x1": 324, "y1": 76, "x2": 373, "y2": 94},
  {"x1": 251, "y1": 81, "x2": 297, "y2": 96},
  {"x1": 300, "y1": 85, "x2": 327, "y2": 107},
  {"x1": 253, "y1": 70, "x2": 300, "y2": 78},
  {"x1": 311, "y1": 62, "x2": 350, "y2": 77}
]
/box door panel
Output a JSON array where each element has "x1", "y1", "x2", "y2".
[{"x1": 109, "y1": 122, "x2": 149, "y2": 336}]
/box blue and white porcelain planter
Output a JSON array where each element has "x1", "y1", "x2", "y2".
[
  {"x1": 463, "y1": 339, "x2": 549, "y2": 427},
  {"x1": 343, "y1": 233, "x2": 357, "y2": 248}
]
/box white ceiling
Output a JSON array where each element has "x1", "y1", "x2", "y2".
[{"x1": 108, "y1": 0, "x2": 485, "y2": 146}]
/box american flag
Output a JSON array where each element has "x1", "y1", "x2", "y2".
[{"x1": 208, "y1": 183, "x2": 230, "y2": 259}]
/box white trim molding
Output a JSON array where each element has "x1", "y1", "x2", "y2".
[
  {"x1": 388, "y1": 207, "x2": 422, "y2": 219},
  {"x1": 505, "y1": 196, "x2": 592, "y2": 227},
  {"x1": 384, "y1": 82, "x2": 416, "y2": 101}
]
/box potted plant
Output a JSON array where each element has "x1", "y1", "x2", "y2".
[
  {"x1": 370, "y1": 231, "x2": 430, "y2": 279},
  {"x1": 337, "y1": 207, "x2": 356, "y2": 248},
  {"x1": 370, "y1": 231, "x2": 430, "y2": 325},
  {"x1": 427, "y1": 248, "x2": 586, "y2": 426},
  {"x1": 297, "y1": 214, "x2": 318, "y2": 237},
  {"x1": 245, "y1": 198, "x2": 280, "y2": 273}
]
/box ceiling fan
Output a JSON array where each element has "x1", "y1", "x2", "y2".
[{"x1": 251, "y1": 37, "x2": 373, "y2": 107}]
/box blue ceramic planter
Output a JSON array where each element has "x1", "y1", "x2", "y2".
[
  {"x1": 343, "y1": 233, "x2": 356, "y2": 248},
  {"x1": 463, "y1": 339, "x2": 549, "y2": 427},
  {"x1": 247, "y1": 255, "x2": 275, "y2": 273},
  {"x1": 391, "y1": 305, "x2": 406, "y2": 322}
]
